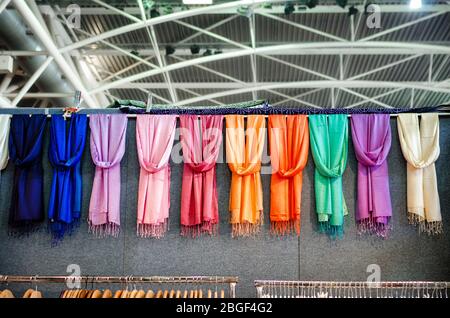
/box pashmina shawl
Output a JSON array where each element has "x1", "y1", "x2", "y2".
[
  {"x1": 88, "y1": 114, "x2": 128, "y2": 237},
  {"x1": 309, "y1": 114, "x2": 348, "y2": 237},
  {"x1": 397, "y1": 113, "x2": 442, "y2": 235},
  {"x1": 0, "y1": 115, "x2": 10, "y2": 170},
  {"x1": 268, "y1": 115, "x2": 309, "y2": 236},
  {"x1": 48, "y1": 114, "x2": 87, "y2": 241},
  {"x1": 9, "y1": 115, "x2": 47, "y2": 231},
  {"x1": 226, "y1": 115, "x2": 265, "y2": 237},
  {"x1": 136, "y1": 115, "x2": 176, "y2": 238},
  {"x1": 179, "y1": 115, "x2": 223, "y2": 237},
  {"x1": 351, "y1": 114, "x2": 392, "y2": 238}
]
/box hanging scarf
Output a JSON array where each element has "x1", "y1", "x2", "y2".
[
  {"x1": 179, "y1": 115, "x2": 223, "y2": 237},
  {"x1": 268, "y1": 115, "x2": 309, "y2": 236},
  {"x1": 397, "y1": 113, "x2": 442, "y2": 235},
  {"x1": 136, "y1": 115, "x2": 176, "y2": 238},
  {"x1": 88, "y1": 114, "x2": 128, "y2": 237},
  {"x1": 0, "y1": 115, "x2": 11, "y2": 171},
  {"x1": 309, "y1": 114, "x2": 348, "y2": 238},
  {"x1": 226, "y1": 115, "x2": 265, "y2": 237},
  {"x1": 8, "y1": 115, "x2": 47, "y2": 232},
  {"x1": 48, "y1": 114, "x2": 87, "y2": 241},
  {"x1": 351, "y1": 114, "x2": 392, "y2": 238}
]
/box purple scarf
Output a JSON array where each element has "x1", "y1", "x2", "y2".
[
  {"x1": 351, "y1": 114, "x2": 392, "y2": 238},
  {"x1": 88, "y1": 114, "x2": 128, "y2": 237}
]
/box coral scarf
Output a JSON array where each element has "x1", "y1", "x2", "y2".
[
  {"x1": 136, "y1": 115, "x2": 176, "y2": 238},
  {"x1": 268, "y1": 115, "x2": 309, "y2": 236},
  {"x1": 309, "y1": 114, "x2": 348, "y2": 237},
  {"x1": 397, "y1": 113, "x2": 442, "y2": 235},
  {"x1": 179, "y1": 115, "x2": 223, "y2": 237},
  {"x1": 88, "y1": 114, "x2": 128, "y2": 237},
  {"x1": 351, "y1": 114, "x2": 392, "y2": 238},
  {"x1": 9, "y1": 115, "x2": 47, "y2": 231},
  {"x1": 48, "y1": 114, "x2": 87, "y2": 241},
  {"x1": 0, "y1": 115, "x2": 10, "y2": 171},
  {"x1": 226, "y1": 115, "x2": 265, "y2": 237}
]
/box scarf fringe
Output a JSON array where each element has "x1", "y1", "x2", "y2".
[
  {"x1": 180, "y1": 221, "x2": 218, "y2": 238},
  {"x1": 8, "y1": 224, "x2": 42, "y2": 238},
  {"x1": 137, "y1": 219, "x2": 169, "y2": 239},
  {"x1": 232, "y1": 211, "x2": 264, "y2": 238},
  {"x1": 408, "y1": 212, "x2": 443, "y2": 235},
  {"x1": 88, "y1": 222, "x2": 120, "y2": 238},
  {"x1": 318, "y1": 222, "x2": 344, "y2": 239},
  {"x1": 357, "y1": 217, "x2": 391, "y2": 238},
  {"x1": 270, "y1": 220, "x2": 300, "y2": 236},
  {"x1": 49, "y1": 218, "x2": 80, "y2": 246}
]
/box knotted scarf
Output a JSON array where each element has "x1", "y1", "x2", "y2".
[
  {"x1": 179, "y1": 115, "x2": 223, "y2": 237},
  {"x1": 397, "y1": 113, "x2": 442, "y2": 235},
  {"x1": 309, "y1": 114, "x2": 348, "y2": 237},
  {"x1": 268, "y1": 115, "x2": 309, "y2": 236},
  {"x1": 88, "y1": 114, "x2": 128, "y2": 237},
  {"x1": 136, "y1": 115, "x2": 176, "y2": 238},
  {"x1": 0, "y1": 115, "x2": 11, "y2": 171},
  {"x1": 48, "y1": 114, "x2": 87, "y2": 241},
  {"x1": 9, "y1": 115, "x2": 47, "y2": 232},
  {"x1": 226, "y1": 115, "x2": 265, "y2": 237},
  {"x1": 351, "y1": 114, "x2": 392, "y2": 238}
]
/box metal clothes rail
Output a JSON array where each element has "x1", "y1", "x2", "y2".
[
  {"x1": 0, "y1": 275, "x2": 238, "y2": 298},
  {"x1": 254, "y1": 280, "x2": 450, "y2": 298}
]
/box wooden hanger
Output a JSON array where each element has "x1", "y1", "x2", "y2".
[
  {"x1": 163, "y1": 290, "x2": 169, "y2": 298},
  {"x1": 113, "y1": 290, "x2": 123, "y2": 298},
  {"x1": 198, "y1": 289, "x2": 203, "y2": 298},
  {"x1": 155, "y1": 290, "x2": 163, "y2": 298},
  {"x1": 1, "y1": 289, "x2": 15, "y2": 298},
  {"x1": 145, "y1": 290, "x2": 155, "y2": 298},
  {"x1": 207, "y1": 289, "x2": 212, "y2": 298},
  {"x1": 23, "y1": 289, "x2": 34, "y2": 298},
  {"x1": 136, "y1": 290, "x2": 146, "y2": 298},
  {"x1": 102, "y1": 289, "x2": 113, "y2": 298},
  {"x1": 169, "y1": 290, "x2": 175, "y2": 298},
  {"x1": 220, "y1": 290, "x2": 225, "y2": 298},
  {"x1": 175, "y1": 290, "x2": 182, "y2": 298},
  {"x1": 183, "y1": 290, "x2": 188, "y2": 298},
  {"x1": 91, "y1": 290, "x2": 103, "y2": 298}
]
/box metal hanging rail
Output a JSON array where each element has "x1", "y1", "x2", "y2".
[{"x1": 0, "y1": 275, "x2": 239, "y2": 298}]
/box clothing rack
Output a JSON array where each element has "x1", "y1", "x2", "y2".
[
  {"x1": 254, "y1": 280, "x2": 450, "y2": 298},
  {"x1": 0, "y1": 275, "x2": 238, "y2": 298}
]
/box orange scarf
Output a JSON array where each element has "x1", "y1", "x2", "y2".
[
  {"x1": 268, "y1": 115, "x2": 309, "y2": 236},
  {"x1": 226, "y1": 115, "x2": 265, "y2": 237}
]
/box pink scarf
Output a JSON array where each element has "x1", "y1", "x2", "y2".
[
  {"x1": 136, "y1": 115, "x2": 176, "y2": 238},
  {"x1": 179, "y1": 115, "x2": 223, "y2": 237},
  {"x1": 88, "y1": 114, "x2": 128, "y2": 237}
]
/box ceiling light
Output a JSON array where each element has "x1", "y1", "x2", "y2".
[
  {"x1": 166, "y1": 46, "x2": 175, "y2": 56},
  {"x1": 284, "y1": 2, "x2": 295, "y2": 15},
  {"x1": 409, "y1": 0, "x2": 422, "y2": 9},
  {"x1": 203, "y1": 49, "x2": 212, "y2": 56},
  {"x1": 150, "y1": 9, "x2": 160, "y2": 18},
  {"x1": 348, "y1": 5, "x2": 358, "y2": 16},
  {"x1": 182, "y1": 0, "x2": 213, "y2": 4},
  {"x1": 190, "y1": 44, "x2": 200, "y2": 55},
  {"x1": 306, "y1": 0, "x2": 318, "y2": 9},
  {"x1": 336, "y1": 0, "x2": 348, "y2": 9}
]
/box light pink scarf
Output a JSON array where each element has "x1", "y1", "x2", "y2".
[
  {"x1": 88, "y1": 114, "x2": 128, "y2": 237},
  {"x1": 136, "y1": 115, "x2": 176, "y2": 238},
  {"x1": 179, "y1": 115, "x2": 223, "y2": 237}
]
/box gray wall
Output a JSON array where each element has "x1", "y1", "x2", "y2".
[{"x1": 0, "y1": 118, "x2": 449, "y2": 298}]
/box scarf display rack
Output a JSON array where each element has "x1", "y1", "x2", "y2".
[
  {"x1": 254, "y1": 280, "x2": 450, "y2": 298},
  {"x1": 0, "y1": 275, "x2": 238, "y2": 298}
]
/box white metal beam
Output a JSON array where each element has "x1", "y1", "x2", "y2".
[
  {"x1": 0, "y1": 0, "x2": 11, "y2": 15},
  {"x1": 11, "y1": 56, "x2": 53, "y2": 106},
  {"x1": 359, "y1": 11, "x2": 447, "y2": 42},
  {"x1": 13, "y1": 0, "x2": 97, "y2": 107},
  {"x1": 258, "y1": 12, "x2": 347, "y2": 42},
  {"x1": 249, "y1": 13, "x2": 257, "y2": 100},
  {"x1": 272, "y1": 88, "x2": 324, "y2": 106},
  {"x1": 339, "y1": 87, "x2": 393, "y2": 108},
  {"x1": 171, "y1": 81, "x2": 450, "y2": 106},
  {"x1": 0, "y1": 73, "x2": 14, "y2": 93},
  {"x1": 345, "y1": 88, "x2": 405, "y2": 109},
  {"x1": 89, "y1": 42, "x2": 450, "y2": 94},
  {"x1": 179, "y1": 15, "x2": 238, "y2": 45},
  {"x1": 178, "y1": 87, "x2": 223, "y2": 106}
]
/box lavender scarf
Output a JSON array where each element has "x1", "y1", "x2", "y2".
[
  {"x1": 88, "y1": 114, "x2": 128, "y2": 237},
  {"x1": 351, "y1": 114, "x2": 392, "y2": 237}
]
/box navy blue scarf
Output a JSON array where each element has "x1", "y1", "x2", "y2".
[
  {"x1": 8, "y1": 115, "x2": 47, "y2": 232},
  {"x1": 48, "y1": 114, "x2": 87, "y2": 241}
]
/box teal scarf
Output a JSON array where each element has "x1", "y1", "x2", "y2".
[{"x1": 309, "y1": 115, "x2": 348, "y2": 237}]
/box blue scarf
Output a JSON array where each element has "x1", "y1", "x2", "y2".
[
  {"x1": 48, "y1": 114, "x2": 87, "y2": 241},
  {"x1": 8, "y1": 115, "x2": 47, "y2": 232}
]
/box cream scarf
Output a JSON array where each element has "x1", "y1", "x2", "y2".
[
  {"x1": 0, "y1": 115, "x2": 11, "y2": 170},
  {"x1": 397, "y1": 113, "x2": 442, "y2": 235}
]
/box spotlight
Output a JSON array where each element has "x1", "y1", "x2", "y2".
[
  {"x1": 237, "y1": 6, "x2": 252, "y2": 17},
  {"x1": 161, "y1": 5, "x2": 173, "y2": 15},
  {"x1": 130, "y1": 50, "x2": 140, "y2": 56},
  {"x1": 262, "y1": 2, "x2": 272, "y2": 9},
  {"x1": 142, "y1": 0, "x2": 155, "y2": 10},
  {"x1": 203, "y1": 49, "x2": 212, "y2": 56},
  {"x1": 306, "y1": 0, "x2": 318, "y2": 9},
  {"x1": 165, "y1": 46, "x2": 175, "y2": 56},
  {"x1": 336, "y1": 0, "x2": 348, "y2": 9},
  {"x1": 190, "y1": 44, "x2": 200, "y2": 55},
  {"x1": 150, "y1": 9, "x2": 160, "y2": 18},
  {"x1": 214, "y1": 49, "x2": 222, "y2": 54},
  {"x1": 348, "y1": 5, "x2": 358, "y2": 16},
  {"x1": 284, "y1": 2, "x2": 295, "y2": 15},
  {"x1": 409, "y1": 0, "x2": 422, "y2": 9}
]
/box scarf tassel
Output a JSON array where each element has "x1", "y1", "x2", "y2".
[
  {"x1": 137, "y1": 220, "x2": 169, "y2": 239},
  {"x1": 180, "y1": 221, "x2": 218, "y2": 238},
  {"x1": 357, "y1": 217, "x2": 392, "y2": 238},
  {"x1": 232, "y1": 211, "x2": 264, "y2": 238},
  {"x1": 49, "y1": 218, "x2": 80, "y2": 246},
  {"x1": 88, "y1": 222, "x2": 120, "y2": 238},
  {"x1": 270, "y1": 220, "x2": 300, "y2": 236},
  {"x1": 408, "y1": 213, "x2": 443, "y2": 235},
  {"x1": 318, "y1": 222, "x2": 344, "y2": 239}
]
